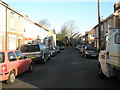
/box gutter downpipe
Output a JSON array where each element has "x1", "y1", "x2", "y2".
[{"x1": 5, "y1": 4, "x2": 8, "y2": 50}]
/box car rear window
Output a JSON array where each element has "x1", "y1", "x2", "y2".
[
  {"x1": 86, "y1": 46, "x2": 96, "y2": 51},
  {"x1": 0, "y1": 52, "x2": 4, "y2": 63},
  {"x1": 30, "y1": 45, "x2": 40, "y2": 52},
  {"x1": 115, "y1": 33, "x2": 120, "y2": 44},
  {"x1": 20, "y1": 45, "x2": 40, "y2": 52},
  {"x1": 20, "y1": 45, "x2": 30, "y2": 52}
]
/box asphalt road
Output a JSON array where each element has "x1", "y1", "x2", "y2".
[{"x1": 2, "y1": 47, "x2": 120, "y2": 88}]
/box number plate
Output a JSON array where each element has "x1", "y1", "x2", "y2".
[{"x1": 91, "y1": 55, "x2": 97, "y2": 56}]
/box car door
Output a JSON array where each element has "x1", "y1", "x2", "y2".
[
  {"x1": 15, "y1": 51, "x2": 28, "y2": 74},
  {"x1": 7, "y1": 52, "x2": 18, "y2": 75}
]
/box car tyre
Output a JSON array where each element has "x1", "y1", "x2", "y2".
[
  {"x1": 98, "y1": 63, "x2": 106, "y2": 78},
  {"x1": 6, "y1": 71, "x2": 15, "y2": 84},
  {"x1": 41, "y1": 54, "x2": 46, "y2": 64},
  {"x1": 48, "y1": 56, "x2": 51, "y2": 60},
  {"x1": 42, "y1": 58, "x2": 46, "y2": 64},
  {"x1": 41, "y1": 54, "x2": 47, "y2": 64},
  {"x1": 84, "y1": 54, "x2": 87, "y2": 58},
  {"x1": 28, "y1": 63, "x2": 33, "y2": 73}
]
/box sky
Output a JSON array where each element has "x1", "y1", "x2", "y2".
[{"x1": 3, "y1": 0, "x2": 120, "y2": 34}]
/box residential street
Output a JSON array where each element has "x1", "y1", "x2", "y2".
[{"x1": 2, "y1": 47, "x2": 120, "y2": 88}]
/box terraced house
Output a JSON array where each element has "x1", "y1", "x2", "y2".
[
  {"x1": 0, "y1": 1, "x2": 6, "y2": 50},
  {"x1": 93, "y1": 1, "x2": 120, "y2": 50},
  {"x1": 0, "y1": 1, "x2": 56, "y2": 50}
]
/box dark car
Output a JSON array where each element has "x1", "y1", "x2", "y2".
[
  {"x1": 55, "y1": 46, "x2": 60, "y2": 53},
  {"x1": 59, "y1": 45, "x2": 65, "y2": 50},
  {"x1": 75, "y1": 45, "x2": 81, "y2": 50},
  {"x1": 20, "y1": 44, "x2": 51, "y2": 64},
  {"x1": 82, "y1": 46, "x2": 99, "y2": 58},
  {"x1": 79, "y1": 45, "x2": 87, "y2": 54},
  {"x1": 48, "y1": 47, "x2": 57, "y2": 57}
]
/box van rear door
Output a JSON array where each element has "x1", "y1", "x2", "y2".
[{"x1": 106, "y1": 29, "x2": 120, "y2": 67}]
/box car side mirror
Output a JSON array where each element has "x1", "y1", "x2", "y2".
[{"x1": 17, "y1": 56, "x2": 21, "y2": 59}]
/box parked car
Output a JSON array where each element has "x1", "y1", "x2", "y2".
[
  {"x1": 48, "y1": 47, "x2": 57, "y2": 57},
  {"x1": 0, "y1": 50, "x2": 32, "y2": 84},
  {"x1": 55, "y1": 46, "x2": 60, "y2": 53},
  {"x1": 59, "y1": 45, "x2": 65, "y2": 50},
  {"x1": 75, "y1": 45, "x2": 81, "y2": 50},
  {"x1": 82, "y1": 46, "x2": 99, "y2": 58},
  {"x1": 79, "y1": 45, "x2": 87, "y2": 54},
  {"x1": 20, "y1": 44, "x2": 51, "y2": 64}
]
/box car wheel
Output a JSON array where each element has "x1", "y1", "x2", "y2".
[
  {"x1": 84, "y1": 54, "x2": 87, "y2": 58},
  {"x1": 42, "y1": 58, "x2": 46, "y2": 64},
  {"x1": 6, "y1": 71, "x2": 15, "y2": 84},
  {"x1": 48, "y1": 53, "x2": 51, "y2": 60},
  {"x1": 98, "y1": 63, "x2": 106, "y2": 78},
  {"x1": 41, "y1": 54, "x2": 46, "y2": 64},
  {"x1": 48, "y1": 56, "x2": 51, "y2": 60},
  {"x1": 28, "y1": 64, "x2": 33, "y2": 73}
]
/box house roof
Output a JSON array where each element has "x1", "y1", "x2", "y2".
[{"x1": 88, "y1": 29, "x2": 94, "y2": 34}]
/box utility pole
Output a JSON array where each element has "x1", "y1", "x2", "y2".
[{"x1": 98, "y1": 0, "x2": 101, "y2": 52}]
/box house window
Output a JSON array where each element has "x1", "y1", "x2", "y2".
[
  {"x1": 18, "y1": 16, "x2": 22, "y2": 32},
  {"x1": 91, "y1": 34, "x2": 94, "y2": 37},
  {"x1": 10, "y1": 12, "x2": 15, "y2": 29}
]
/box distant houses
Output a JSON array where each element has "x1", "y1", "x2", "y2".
[
  {"x1": 78, "y1": 1, "x2": 120, "y2": 50},
  {"x1": 0, "y1": 1, "x2": 56, "y2": 50},
  {"x1": 94, "y1": 1, "x2": 120, "y2": 50}
]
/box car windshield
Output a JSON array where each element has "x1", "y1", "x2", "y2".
[
  {"x1": 86, "y1": 46, "x2": 96, "y2": 51},
  {"x1": 0, "y1": 52, "x2": 4, "y2": 63},
  {"x1": 49, "y1": 47, "x2": 55, "y2": 50}
]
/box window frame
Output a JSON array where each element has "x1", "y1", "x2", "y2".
[
  {"x1": 0, "y1": 52, "x2": 4, "y2": 63},
  {"x1": 8, "y1": 52, "x2": 17, "y2": 61},
  {"x1": 15, "y1": 51, "x2": 25, "y2": 60},
  {"x1": 115, "y1": 33, "x2": 120, "y2": 44},
  {"x1": 10, "y1": 12, "x2": 15, "y2": 29}
]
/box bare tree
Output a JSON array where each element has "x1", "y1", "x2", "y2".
[
  {"x1": 38, "y1": 18, "x2": 50, "y2": 27},
  {"x1": 57, "y1": 20, "x2": 78, "y2": 46},
  {"x1": 63, "y1": 20, "x2": 77, "y2": 38}
]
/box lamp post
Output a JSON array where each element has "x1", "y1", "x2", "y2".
[{"x1": 98, "y1": 0, "x2": 101, "y2": 51}]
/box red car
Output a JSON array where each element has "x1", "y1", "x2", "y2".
[{"x1": 0, "y1": 50, "x2": 32, "y2": 84}]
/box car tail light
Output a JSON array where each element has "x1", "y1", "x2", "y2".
[
  {"x1": 101, "y1": 55, "x2": 105, "y2": 59},
  {"x1": 1, "y1": 64, "x2": 7, "y2": 72}
]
